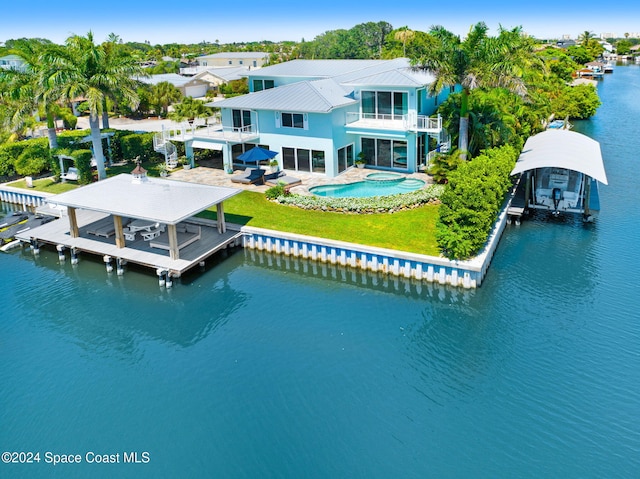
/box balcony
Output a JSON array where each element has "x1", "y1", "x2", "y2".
[
  {"x1": 164, "y1": 121, "x2": 259, "y2": 144},
  {"x1": 346, "y1": 112, "x2": 442, "y2": 133}
]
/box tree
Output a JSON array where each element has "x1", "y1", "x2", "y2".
[
  {"x1": 394, "y1": 27, "x2": 415, "y2": 57},
  {"x1": 0, "y1": 39, "x2": 60, "y2": 148},
  {"x1": 149, "y1": 82, "x2": 182, "y2": 117},
  {"x1": 168, "y1": 97, "x2": 214, "y2": 122},
  {"x1": 414, "y1": 24, "x2": 542, "y2": 160},
  {"x1": 41, "y1": 32, "x2": 145, "y2": 180}
]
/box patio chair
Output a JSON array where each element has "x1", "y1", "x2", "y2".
[
  {"x1": 60, "y1": 167, "x2": 79, "y2": 181},
  {"x1": 230, "y1": 167, "x2": 265, "y2": 185},
  {"x1": 265, "y1": 171, "x2": 302, "y2": 188}
]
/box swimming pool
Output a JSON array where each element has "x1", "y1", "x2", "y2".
[{"x1": 309, "y1": 173, "x2": 425, "y2": 198}]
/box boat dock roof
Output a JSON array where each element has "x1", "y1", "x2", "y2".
[{"x1": 511, "y1": 129, "x2": 608, "y2": 185}]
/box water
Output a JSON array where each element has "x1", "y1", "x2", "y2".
[
  {"x1": 310, "y1": 175, "x2": 425, "y2": 197},
  {"x1": 1, "y1": 66, "x2": 639, "y2": 478}
]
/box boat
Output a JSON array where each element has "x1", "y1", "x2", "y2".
[{"x1": 509, "y1": 129, "x2": 608, "y2": 222}]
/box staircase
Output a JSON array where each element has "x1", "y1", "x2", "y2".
[{"x1": 153, "y1": 132, "x2": 178, "y2": 169}]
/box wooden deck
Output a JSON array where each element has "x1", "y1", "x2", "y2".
[{"x1": 15, "y1": 210, "x2": 242, "y2": 276}]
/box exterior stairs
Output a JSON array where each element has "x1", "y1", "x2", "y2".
[{"x1": 153, "y1": 132, "x2": 178, "y2": 169}]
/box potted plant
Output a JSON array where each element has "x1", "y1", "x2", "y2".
[
  {"x1": 158, "y1": 163, "x2": 168, "y2": 177},
  {"x1": 179, "y1": 157, "x2": 191, "y2": 170},
  {"x1": 356, "y1": 152, "x2": 367, "y2": 169},
  {"x1": 269, "y1": 159, "x2": 279, "y2": 172}
]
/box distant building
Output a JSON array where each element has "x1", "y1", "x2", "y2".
[
  {"x1": 137, "y1": 73, "x2": 210, "y2": 98},
  {"x1": 0, "y1": 54, "x2": 27, "y2": 72},
  {"x1": 180, "y1": 52, "x2": 270, "y2": 75}
]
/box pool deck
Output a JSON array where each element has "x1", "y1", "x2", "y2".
[{"x1": 168, "y1": 167, "x2": 433, "y2": 195}]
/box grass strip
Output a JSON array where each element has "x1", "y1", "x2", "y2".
[{"x1": 200, "y1": 191, "x2": 440, "y2": 256}]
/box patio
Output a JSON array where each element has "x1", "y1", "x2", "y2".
[{"x1": 169, "y1": 166, "x2": 433, "y2": 195}]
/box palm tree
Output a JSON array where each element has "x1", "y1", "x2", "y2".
[
  {"x1": 578, "y1": 31, "x2": 595, "y2": 47},
  {"x1": 149, "y1": 82, "x2": 182, "y2": 117},
  {"x1": 414, "y1": 24, "x2": 540, "y2": 160},
  {"x1": 168, "y1": 96, "x2": 214, "y2": 122},
  {"x1": 0, "y1": 39, "x2": 59, "y2": 148},
  {"x1": 41, "y1": 32, "x2": 145, "y2": 180},
  {"x1": 394, "y1": 27, "x2": 415, "y2": 57}
]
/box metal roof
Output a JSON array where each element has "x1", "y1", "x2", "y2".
[
  {"x1": 199, "y1": 52, "x2": 270, "y2": 59},
  {"x1": 248, "y1": 59, "x2": 402, "y2": 79},
  {"x1": 340, "y1": 67, "x2": 435, "y2": 87},
  {"x1": 209, "y1": 78, "x2": 356, "y2": 113},
  {"x1": 137, "y1": 74, "x2": 200, "y2": 87},
  {"x1": 511, "y1": 130, "x2": 608, "y2": 184},
  {"x1": 48, "y1": 174, "x2": 241, "y2": 224},
  {"x1": 194, "y1": 66, "x2": 250, "y2": 82}
]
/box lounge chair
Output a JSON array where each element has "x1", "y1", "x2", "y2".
[
  {"x1": 265, "y1": 171, "x2": 302, "y2": 188},
  {"x1": 230, "y1": 167, "x2": 265, "y2": 185},
  {"x1": 60, "y1": 167, "x2": 79, "y2": 181}
]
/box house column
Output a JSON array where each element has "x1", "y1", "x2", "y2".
[
  {"x1": 217, "y1": 202, "x2": 226, "y2": 234},
  {"x1": 68, "y1": 207, "x2": 79, "y2": 238},
  {"x1": 222, "y1": 143, "x2": 233, "y2": 173},
  {"x1": 185, "y1": 140, "x2": 195, "y2": 167},
  {"x1": 167, "y1": 224, "x2": 180, "y2": 260},
  {"x1": 113, "y1": 215, "x2": 125, "y2": 248}
]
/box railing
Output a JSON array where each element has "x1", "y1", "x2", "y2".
[{"x1": 346, "y1": 112, "x2": 442, "y2": 132}]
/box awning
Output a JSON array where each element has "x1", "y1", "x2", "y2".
[
  {"x1": 191, "y1": 141, "x2": 224, "y2": 150},
  {"x1": 511, "y1": 129, "x2": 608, "y2": 185}
]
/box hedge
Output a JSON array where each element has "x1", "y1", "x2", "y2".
[{"x1": 436, "y1": 145, "x2": 518, "y2": 260}]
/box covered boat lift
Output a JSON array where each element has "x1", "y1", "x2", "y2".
[{"x1": 509, "y1": 129, "x2": 608, "y2": 222}]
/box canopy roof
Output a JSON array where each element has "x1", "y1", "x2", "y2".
[
  {"x1": 49, "y1": 174, "x2": 241, "y2": 224},
  {"x1": 511, "y1": 129, "x2": 608, "y2": 185}
]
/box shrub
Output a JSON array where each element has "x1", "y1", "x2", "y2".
[
  {"x1": 436, "y1": 145, "x2": 518, "y2": 260},
  {"x1": 274, "y1": 184, "x2": 444, "y2": 213},
  {"x1": 120, "y1": 132, "x2": 161, "y2": 162},
  {"x1": 265, "y1": 184, "x2": 288, "y2": 200},
  {"x1": 14, "y1": 142, "x2": 51, "y2": 176}
]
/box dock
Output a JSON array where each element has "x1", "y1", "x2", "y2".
[{"x1": 15, "y1": 210, "x2": 242, "y2": 277}]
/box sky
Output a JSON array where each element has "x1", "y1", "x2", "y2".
[{"x1": 3, "y1": 0, "x2": 640, "y2": 45}]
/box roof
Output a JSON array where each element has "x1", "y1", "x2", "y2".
[
  {"x1": 137, "y1": 74, "x2": 202, "y2": 87},
  {"x1": 194, "y1": 66, "x2": 250, "y2": 82},
  {"x1": 199, "y1": 52, "x2": 270, "y2": 59},
  {"x1": 0, "y1": 54, "x2": 24, "y2": 62},
  {"x1": 249, "y1": 58, "x2": 408, "y2": 80},
  {"x1": 48, "y1": 174, "x2": 241, "y2": 224},
  {"x1": 511, "y1": 129, "x2": 608, "y2": 184},
  {"x1": 340, "y1": 67, "x2": 435, "y2": 87},
  {"x1": 209, "y1": 78, "x2": 356, "y2": 113}
]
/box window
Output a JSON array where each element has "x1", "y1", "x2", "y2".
[
  {"x1": 239, "y1": 60, "x2": 243, "y2": 65},
  {"x1": 281, "y1": 112, "x2": 305, "y2": 129},
  {"x1": 361, "y1": 138, "x2": 408, "y2": 169},
  {"x1": 232, "y1": 109, "x2": 252, "y2": 130},
  {"x1": 337, "y1": 144, "x2": 354, "y2": 173},
  {"x1": 361, "y1": 91, "x2": 408, "y2": 120},
  {"x1": 252, "y1": 79, "x2": 275, "y2": 92},
  {"x1": 282, "y1": 147, "x2": 324, "y2": 173},
  {"x1": 228, "y1": 60, "x2": 232, "y2": 65}
]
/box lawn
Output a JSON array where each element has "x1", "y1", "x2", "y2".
[
  {"x1": 200, "y1": 191, "x2": 441, "y2": 256},
  {"x1": 7, "y1": 177, "x2": 77, "y2": 194},
  {"x1": 7, "y1": 174, "x2": 441, "y2": 256}
]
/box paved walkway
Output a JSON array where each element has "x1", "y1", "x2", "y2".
[{"x1": 168, "y1": 167, "x2": 433, "y2": 195}]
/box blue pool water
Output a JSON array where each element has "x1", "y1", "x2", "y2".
[
  {"x1": 310, "y1": 175, "x2": 425, "y2": 198},
  {"x1": 1, "y1": 65, "x2": 639, "y2": 478}
]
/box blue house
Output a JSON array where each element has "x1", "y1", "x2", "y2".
[{"x1": 161, "y1": 58, "x2": 452, "y2": 178}]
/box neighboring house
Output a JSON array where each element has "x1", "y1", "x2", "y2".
[
  {"x1": 181, "y1": 52, "x2": 270, "y2": 74},
  {"x1": 137, "y1": 73, "x2": 210, "y2": 98},
  {"x1": 0, "y1": 54, "x2": 27, "y2": 72},
  {"x1": 191, "y1": 66, "x2": 251, "y2": 93},
  {"x1": 163, "y1": 58, "x2": 453, "y2": 178}
]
